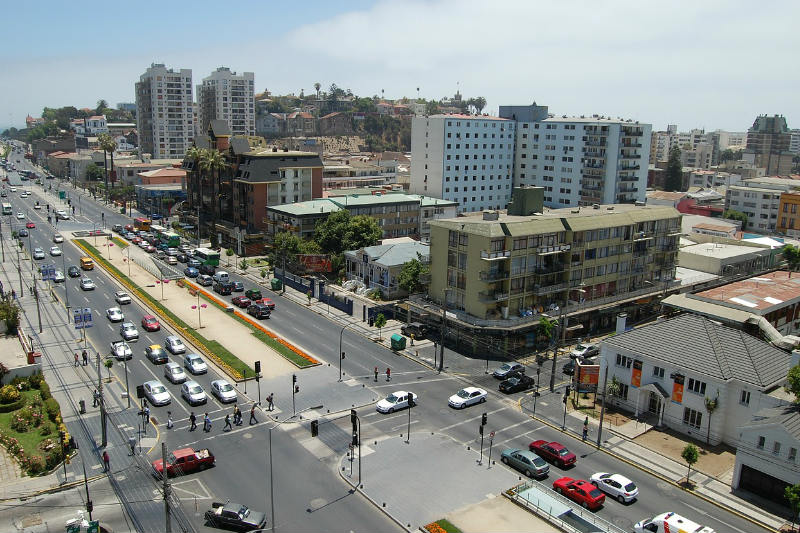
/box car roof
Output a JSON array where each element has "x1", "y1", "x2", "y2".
[
  {"x1": 184, "y1": 379, "x2": 201, "y2": 387},
  {"x1": 461, "y1": 386, "x2": 484, "y2": 393},
  {"x1": 165, "y1": 361, "x2": 179, "y2": 368},
  {"x1": 186, "y1": 353, "x2": 202, "y2": 359},
  {"x1": 211, "y1": 379, "x2": 228, "y2": 386},
  {"x1": 148, "y1": 344, "x2": 162, "y2": 349},
  {"x1": 143, "y1": 380, "x2": 161, "y2": 387}
]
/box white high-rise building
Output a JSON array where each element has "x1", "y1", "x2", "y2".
[
  {"x1": 409, "y1": 114, "x2": 516, "y2": 213},
  {"x1": 135, "y1": 63, "x2": 194, "y2": 158},
  {"x1": 197, "y1": 67, "x2": 255, "y2": 136},
  {"x1": 500, "y1": 104, "x2": 651, "y2": 207}
]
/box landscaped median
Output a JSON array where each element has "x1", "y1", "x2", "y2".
[
  {"x1": 182, "y1": 280, "x2": 319, "y2": 368},
  {"x1": 423, "y1": 519, "x2": 462, "y2": 533},
  {"x1": 74, "y1": 239, "x2": 249, "y2": 379}
]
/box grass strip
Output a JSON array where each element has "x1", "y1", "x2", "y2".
[
  {"x1": 425, "y1": 519, "x2": 462, "y2": 533},
  {"x1": 111, "y1": 237, "x2": 128, "y2": 249}
]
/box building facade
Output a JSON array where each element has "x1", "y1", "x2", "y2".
[
  {"x1": 409, "y1": 114, "x2": 516, "y2": 214},
  {"x1": 777, "y1": 191, "x2": 800, "y2": 237},
  {"x1": 344, "y1": 240, "x2": 430, "y2": 299},
  {"x1": 725, "y1": 177, "x2": 800, "y2": 233},
  {"x1": 499, "y1": 105, "x2": 650, "y2": 208},
  {"x1": 197, "y1": 67, "x2": 255, "y2": 137},
  {"x1": 135, "y1": 64, "x2": 194, "y2": 158},
  {"x1": 746, "y1": 114, "x2": 793, "y2": 175}
]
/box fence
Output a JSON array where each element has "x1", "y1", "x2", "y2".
[{"x1": 274, "y1": 267, "x2": 313, "y2": 295}]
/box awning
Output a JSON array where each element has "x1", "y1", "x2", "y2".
[{"x1": 640, "y1": 381, "x2": 669, "y2": 398}]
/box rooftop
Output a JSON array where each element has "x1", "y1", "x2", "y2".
[
  {"x1": 692, "y1": 222, "x2": 736, "y2": 233},
  {"x1": 680, "y1": 242, "x2": 770, "y2": 260},
  {"x1": 268, "y1": 199, "x2": 341, "y2": 217},
  {"x1": 431, "y1": 113, "x2": 509, "y2": 121},
  {"x1": 740, "y1": 405, "x2": 800, "y2": 440},
  {"x1": 139, "y1": 168, "x2": 186, "y2": 178},
  {"x1": 346, "y1": 241, "x2": 430, "y2": 268},
  {"x1": 693, "y1": 271, "x2": 800, "y2": 313},
  {"x1": 647, "y1": 191, "x2": 686, "y2": 201}
]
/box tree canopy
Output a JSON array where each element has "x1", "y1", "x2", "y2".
[
  {"x1": 664, "y1": 145, "x2": 683, "y2": 192},
  {"x1": 784, "y1": 244, "x2": 800, "y2": 274},
  {"x1": 786, "y1": 365, "x2": 800, "y2": 402},
  {"x1": 722, "y1": 209, "x2": 748, "y2": 228},
  {"x1": 85, "y1": 163, "x2": 103, "y2": 181},
  {"x1": 314, "y1": 210, "x2": 382, "y2": 255},
  {"x1": 398, "y1": 254, "x2": 429, "y2": 294}
]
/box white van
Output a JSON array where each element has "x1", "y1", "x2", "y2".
[
  {"x1": 634, "y1": 512, "x2": 715, "y2": 533},
  {"x1": 212, "y1": 270, "x2": 230, "y2": 283}
]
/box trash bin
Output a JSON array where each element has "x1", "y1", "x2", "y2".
[
  {"x1": 270, "y1": 278, "x2": 282, "y2": 291},
  {"x1": 390, "y1": 333, "x2": 406, "y2": 351}
]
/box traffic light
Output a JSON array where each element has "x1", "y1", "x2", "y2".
[
  {"x1": 294, "y1": 385, "x2": 300, "y2": 393},
  {"x1": 310, "y1": 419, "x2": 319, "y2": 437},
  {"x1": 408, "y1": 393, "x2": 414, "y2": 407},
  {"x1": 479, "y1": 424, "x2": 484, "y2": 436},
  {"x1": 86, "y1": 501, "x2": 93, "y2": 514},
  {"x1": 481, "y1": 413, "x2": 488, "y2": 426},
  {"x1": 563, "y1": 385, "x2": 571, "y2": 404},
  {"x1": 352, "y1": 432, "x2": 359, "y2": 446},
  {"x1": 255, "y1": 361, "x2": 261, "y2": 373},
  {"x1": 350, "y1": 409, "x2": 357, "y2": 429},
  {"x1": 341, "y1": 351, "x2": 345, "y2": 360},
  {"x1": 292, "y1": 374, "x2": 297, "y2": 384}
]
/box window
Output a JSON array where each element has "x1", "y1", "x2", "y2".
[
  {"x1": 773, "y1": 442, "x2": 782, "y2": 455},
  {"x1": 683, "y1": 407, "x2": 702, "y2": 429},
  {"x1": 790, "y1": 448, "x2": 797, "y2": 462},
  {"x1": 687, "y1": 378, "x2": 706, "y2": 395},
  {"x1": 757, "y1": 436, "x2": 765, "y2": 449},
  {"x1": 652, "y1": 366, "x2": 665, "y2": 379},
  {"x1": 615, "y1": 354, "x2": 633, "y2": 369},
  {"x1": 740, "y1": 390, "x2": 750, "y2": 406},
  {"x1": 612, "y1": 383, "x2": 629, "y2": 400}
]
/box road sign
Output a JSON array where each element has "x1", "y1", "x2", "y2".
[
  {"x1": 82, "y1": 308, "x2": 93, "y2": 328},
  {"x1": 490, "y1": 431, "x2": 495, "y2": 438},
  {"x1": 43, "y1": 265, "x2": 55, "y2": 281},
  {"x1": 73, "y1": 308, "x2": 83, "y2": 329}
]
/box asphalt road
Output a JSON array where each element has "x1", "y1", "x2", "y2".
[{"x1": 0, "y1": 148, "x2": 766, "y2": 533}]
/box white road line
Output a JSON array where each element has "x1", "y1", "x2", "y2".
[
  {"x1": 439, "y1": 406, "x2": 508, "y2": 432},
  {"x1": 491, "y1": 427, "x2": 545, "y2": 448},
  {"x1": 390, "y1": 420, "x2": 419, "y2": 432}
]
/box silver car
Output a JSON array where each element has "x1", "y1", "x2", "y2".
[
  {"x1": 115, "y1": 291, "x2": 132, "y2": 305},
  {"x1": 184, "y1": 353, "x2": 207, "y2": 374},
  {"x1": 110, "y1": 341, "x2": 132, "y2": 360},
  {"x1": 33, "y1": 248, "x2": 45, "y2": 260},
  {"x1": 180, "y1": 380, "x2": 207, "y2": 406},
  {"x1": 142, "y1": 380, "x2": 171, "y2": 406},
  {"x1": 501, "y1": 448, "x2": 550, "y2": 478},
  {"x1": 120, "y1": 322, "x2": 139, "y2": 341},
  {"x1": 210, "y1": 379, "x2": 237, "y2": 403},
  {"x1": 163, "y1": 362, "x2": 186, "y2": 384},
  {"x1": 165, "y1": 335, "x2": 186, "y2": 355}
]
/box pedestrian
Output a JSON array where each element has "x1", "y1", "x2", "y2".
[
  {"x1": 82, "y1": 350, "x2": 88, "y2": 366},
  {"x1": 267, "y1": 393, "x2": 274, "y2": 411},
  {"x1": 102, "y1": 450, "x2": 110, "y2": 472},
  {"x1": 249, "y1": 403, "x2": 258, "y2": 425},
  {"x1": 128, "y1": 436, "x2": 136, "y2": 456},
  {"x1": 92, "y1": 389, "x2": 99, "y2": 407},
  {"x1": 386, "y1": 367, "x2": 391, "y2": 381},
  {"x1": 582, "y1": 416, "x2": 589, "y2": 441},
  {"x1": 374, "y1": 366, "x2": 378, "y2": 382},
  {"x1": 233, "y1": 404, "x2": 242, "y2": 426},
  {"x1": 224, "y1": 414, "x2": 232, "y2": 432},
  {"x1": 166, "y1": 411, "x2": 173, "y2": 429},
  {"x1": 189, "y1": 412, "x2": 197, "y2": 431},
  {"x1": 144, "y1": 406, "x2": 150, "y2": 424},
  {"x1": 203, "y1": 413, "x2": 211, "y2": 432},
  {"x1": 74, "y1": 352, "x2": 79, "y2": 367}
]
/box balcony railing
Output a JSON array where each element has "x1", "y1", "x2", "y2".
[
  {"x1": 583, "y1": 163, "x2": 605, "y2": 169},
  {"x1": 479, "y1": 270, "x2": 510, "y2": 282},
  {"x1": 619, "y1": 165, "x2": 640, "y2": 171},
  {"x1": 481, "y1": 250, "x2": 511, "y2": 261},
  {"x1": 619, "y1": 153, "x2": 642, "y2": 160},
  {"x1": 622, "y1": 130, "x2": 644, "y2": 137},
  {"x1": 533, "y1": 282, "x2": 568, "y2": 295},
  {"x1": 622, "y1": 143, "x2": 643, "y2": 148},
  {"x1": 478, "y1": 290, "x2": 510, "y2": 303},
  {"x1": 584, "y1": 140, "x2": 606, "y2": 147}
]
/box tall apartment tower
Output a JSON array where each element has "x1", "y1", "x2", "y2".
[
  {"x1": 409, "y1": 114, "x2": 516, "y2": 213},
  {"x1": 197, "y1": 67, "x2": 255, "y2": 137},
  {"x1": 499, "y1": 104, "x2": 651, "y2": 208},
  {"x1": 135, "y1": 63, "x2": 194, "y2": 158},
  {"x1": 746, "y1": 114, "x2": 793, "y2": 175}
]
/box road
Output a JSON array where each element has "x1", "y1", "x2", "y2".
[{"x1": 0, "y1": 144, "x2": 769, "y2": 533}]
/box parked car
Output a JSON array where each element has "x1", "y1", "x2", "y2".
[
  {"x1": 213, "y1": 281, "x2": 234, "y2": 295},
  {"x1": 500, "y1": 449, "x2": 550, "y2": 478},
  {"x1": 400, "y1": 322, "x2": 429, "y2": 339},
  {"x1": 80, "y1": 278, "x2": 95, "y2": 290},
  {"x1": 553, "y1": 477, "x2": 605, "y2": 510},
  {"x1": 110, "y1": 341, "x2": 132, "y2": 360},
  {"x1": 210, "y1": 379, "x2": 237, "y2": 403},
  {"x1": 232, "y1": 281, "x2": 244, "y2": 292},
  {"x1": 141, "y1": 315, "x2": 160, "y2": 332},
  {"x1": 563, "y1": 355, "x2": 597, "y2": 376},
  {"x1": 589, "y1": 472, "x2": 639, "y2": 503},
  {"x1": 142, "y1": 380, "x2": 171, "y2": 406},
  {"x1": 231, "y1": 296, "x2": 251, "y2": 308},
  {"x1": 120, "y1": 322, "x2": 139, "y2": 341},
  {"x1": 571, "y1": 343, "x2": 599, "y2": 359},
  {"x1": 184, "y1": 353, "x2": 208, "y2": 375},
  {"x1": 204, "y1": 502, "x2": 266, "y2": 532},
  {"x1": 115, "y1": 291, "x2": 132, "y2": 304},
  {"x1": 152, "y1": 447, "x2": 214, "y2": 477},
  {"x1": 499, "y1": 373, "x2": 536, "y2": 393},
  {"x1": 163, "y1": 362, "x2": 187, "y2": 384},
  {"x1": 376, "y1": 391, "x2": 417, "y2": 413},
  {"x1": 106, "y1": 307, "x2": 124, "y2": 322},
  {"x1": 448, "y1": 387, "x2": 487, "y2": 409},
  {"x1": 145, "y1": 344, "x2": 168, "y2": 364},
  {"x1": 492, "y1": 361, "x2": 526, "y2": 379},
  {"x1": 529, "y1": 440, "x2": 577, "y2": 468},
  {"x1": 181, "y1": 380, "x2": 207, "y2": 406},
  {"x1": 165, "y1": 335, "x2": 186, "y2": 355},
  {"x1": 247, "y1": 303, "x2": 271, "y2": 319}
]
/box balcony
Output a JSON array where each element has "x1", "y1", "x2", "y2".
[
  {"x1": 618, "y1": 187, "x2": 638, "y2": 194},
  {"x1": 622, "y1": 143, "x2": 643, "y2": 148},
  {"x1": 478, "y1": 290, "x2": 510, "y2": 303},
  {"x1": 582, "y1": 185, "x2": 602, "y2": 192},
  {"x1": 585, "y1": 129, "x2": 608, "y2": 137},
  {"x1": 619, "y1": 164, "x2": 640, "y2": 171},
  {"x1": 533, "y1": 282, "x2": 568, "y2": 295},
  {"x1": 584, "y1": 139, "x2": 606, "y2": 147},
  {"x1": 582, "y1": 162, "x2": 605, "y2": 170},
  {"x1": 533, "y1": 262, "x2": 566, "y2": 275},
  {"x1": 582, "y1": 150, "x2": 606, "y2": 158},
  {"x1": 622, "y1": 130, "x2": 644, "y2": 137},
  {"x1": 619, "y1": 153, "x2": 642, "y2": 160},
  {"x1": 479, "y1": 270, "x2": 510, "y2": 282},
  {"x1": 618, "y1": 175, "x2": 638, "y2": 182},
  {"x1": 481, "y1": 250, "x2": 511, "y2": 261}
]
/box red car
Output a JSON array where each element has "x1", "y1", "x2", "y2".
[
  {"x1": 124, "y1": 224, "x2": 134, "y2": 232},
  {"x1": 256, "y1": 297, "x2": 275, "y2": 310},
  {"x1": 552, "y1": 477, "x2": 605, "y2": 510},
  {"x1": 141, "y1": 315, "x2": 160, "y2": 332},
  {"x1": 231, "y1": 296, "x2": 251, "y2": 308},
  {"x1": 529, "y1": 440, "x2": 577, "y2": 467},
  {"x1": 26, "y1": 222, "x2": 35, "y2": 228},
  {"x1": 132, "y1": 236, "x2": 142, "y2": 245}
]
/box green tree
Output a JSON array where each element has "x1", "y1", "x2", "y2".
[
  {"x1": 239, "y1": 259, "x2": 248, "y2": 271},
  {"x1": 314, "y1": 210, "x2": 381, "y2": 255},
  {"x1": 185, "y1": 146, "x2": 204, "y2": 239},
  {"x1": 606, "y1": 375, "x2": 622, "y2": 404},
  {"x1": 226, "y1": 248, "x2": 234, "y2": 266},
  {"x1": 681, "y1": 443, "x2": 699, "y2": 484},
  {"x1": 374, "y1": 313, "x2": 387, "y2": 341},
  {"x1": 664, "y1": 145, "x2": 683, "y2": 191},
  {"x1": 786, "y1": 365, "x2": 800, "y2": 402},
  {"x1": 397, "y1": 255, "x2": 428, "y2": 294},
  {"x1": 473, "y1": 96, "x2": 487, "y2": 114},
  {"x1": 704, "y1": 393, "x2": 719, "y2": 445},
  {"x1": 720, "y1": 148, "x2": 743, "y2": 162},
  {"x1": 425, "y1": 101, "x2": 440, "y2": 115},
  {"x1": 96, "y1": 99, "x2": 109, "y2": 115},
  {"x1": 104, "y1": 358, "x2": 113, "y2": 383},
  {"x1": 785, "y1": 484, "x2": 800, "y2": 532},
  {"x1": 722, "y1": 209, "x2": 747, "y2": 229},
  {"x1": 314, "y1": 82, "x2": 321, "y2": 100},
  {"x1": 85, "y1": 163, "x2": 104, "y2": 182},
  {"x1": 0, "y1": 300, "x2": 20, "y2": 334},
  {"x1": 785, "y1": 244, "x2": 800, "y2": 276}
]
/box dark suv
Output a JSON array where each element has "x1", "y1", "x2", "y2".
[
  {"x1": 400, "y1": 322, "x2": 429, "y2": 340},
  {"x1": 199, "y1": 264, "x2": 216, "y2": 276},
  {"x1": 247, "y1": 303, "x2": 271, "y2": 319},
  {"x1": 213, "y1": 281, "x2": 234, "y2": 296}
]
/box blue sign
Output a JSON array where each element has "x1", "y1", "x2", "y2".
[
  {"x1": 43, "y1": 265, "x2": 55, "y2": 281},
  {"x1": 82, "y1": 308, "x2": 93, "y2": 328},
  {"x1": 73, "y1": 308, "x2": 83, "y2": 329}
]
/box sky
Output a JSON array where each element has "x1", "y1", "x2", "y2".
[{"x1": 0, "y1": 0, "x2": 798, "y2": 133}]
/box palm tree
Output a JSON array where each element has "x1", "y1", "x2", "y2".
[
  {"x1": 185, "y1": 146, "x2": 204, "y2": 241},
  {"x1": 314, "y1": 82, "x2": 321, "y2": 100},
  {"x1": 473, "y1": 97, "x2": 487, "y2": 115},
  {"x1": 199, "y1": 149, "x2": 227, "y2": 247},
  {"x1": 97, "y1": 133, "x2": 116, "y2": 203}
]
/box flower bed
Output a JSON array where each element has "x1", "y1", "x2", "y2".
[{"x1": 424, "y1": 519, "x2": 462, "y2": 533}]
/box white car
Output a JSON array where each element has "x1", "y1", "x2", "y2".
[
  {"x1": 163, "y1": 362, "x2": 186, "y2": 384},
  {"x1": 165, "y1": 335, "x2": 186, "y2": 355},
  {"x1": 33, "y1": 248, "x2": 45, "y2": 260},
  {"x1": 166, "y1": 255, "x2": 177, "y2": 265},
  {"x1": 210, "y1": 379, "x2": 237, "y2": 403},
  {"x1": 376, "y1": 391, "x2": 417, "y2": 413},
  {"x1": 53, "y1": 234, "x2": 64, "y2": 243},
  {"x1": 114, "y1": 291, "x2": 132, "y2": 305},
  {"x1": 142, "y1": 380, "x2": 171, "y2": 406},
  {"x1": 55, "y1": 210, "x2": 69, "y2": 220},
  {"x1": 10, "y1": 187, "x2": 16, "y2": 193},
  {"x1": 79, "y1": 278, "x2": 95, "y2": 290},
  {"x1": 106, "y1": 307, "x2": 124, "y2": 322},
  {"x1": 120, "y1": 322, "x2": 139, "y2": 341},
  {"x1": 49, "y1": 246, "x2": 61, "y2": 256},
  {"x1": 448, "y1": 387, "x2": 487, "y2": 409},
  {"x1": 16, "y1": 212, "x2": 23, "y2": 219},
  {"x1": 181, "y1": 380, "x2": 207, "y2": 406},
  {"x1": 571, "y1": 343, "x2": 599, "y2": 359},
  {"x1": 110, "y1": 341, "x2": 132, "y2": 360},
  {"x1": 589, "y1": 472, "x2": 639, "y2": 503},
  {"x1": 33, "y1": 203, "x2": 40, "y2": 209},
  {"x1": 53, "y1": 270, "x2": 65, "y2": 283},
  {"x1": 184, "y1": 353, "x2": 207, "y2": 374}
]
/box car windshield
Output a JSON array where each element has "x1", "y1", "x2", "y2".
[
  {"x1": 169, "y1": 367, "x2": 180, "y2": 374},
  {"x1": 188, "y1": 386, "x2": 202, "y2": 394},
  {"x1": 457, "y1": 389, "x2": 470, "y2": 399},
  {"x1": 500, "y1": 363, "x2": 511, "y2": 371},
  {"x1": 191, "y1": 358, "x2": 204, "y2": 365},
  {"x1": 558, "y1": 448, "x2": 569, "y2": 456},
  {"x1": 152, "y1": 385, "x2": 166, "y2": 394},
  {"x1": 219, "y1": 383, "x2": 233, "y2": 392},
  {"x1": 507, "y1": 377, "x2": 520, "y2": 385},
  {"x1": 624, "y1": 482, "x2": 637, "y2": 491},
  {"x1": 151, "y1": 348, "x2": 163, "y2": 355},
  {"x1": 532, "y1": 456, "x2": 547, "y2": 467},
  {"x1": 386, "y1": 394, "x2": 398, "y2": 403},
  {"x1": 588, "y1": 488, "x2": 603, "y2": 498}
]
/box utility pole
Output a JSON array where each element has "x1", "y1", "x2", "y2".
[
  {"x1": 162, "y1": 442, "x2": 172, "y2": 533},
  {"x1": 0, "y1": 220, "x2": 5, "y2": 262},
  {"x1": 439, "y1": 289, "x2": 448, "y2": 372},
  {"x1": 597, "y1": 365, "x2": 609, "y2": 447},
  {"x1": 96, "y1": 353, "x2": 107, "y2": 447},
  {"x1": 33, "y1": 278, "x2": 42, "y2": 333},
  {"x1": 17, "y1": 246, "x2": 22, "y2": 295},
  {"x1": 83, "y1": 461, "x2": 93, "y2": 521},
  {"x1": 550, "y1": 308, "x2": 567, "y2": 392}
]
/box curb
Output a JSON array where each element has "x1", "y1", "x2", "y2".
[{"x1": 516, "y1": 398, "x2": 779, "y2": 533}]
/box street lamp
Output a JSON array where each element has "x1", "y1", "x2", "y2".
[
  {"x1": 191, "y1": 294, "x2": 207, "y2": 329},
  {"x1": 155, "y1": 279, "x2": 169, "y2": 301},
  {"x1": 268, "y1": 404, "x2": 323, "y2": 533},
  {"x1": 438, "y1": 288, "x2": 450, "y2": 372}
]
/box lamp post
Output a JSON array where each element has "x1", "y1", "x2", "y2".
[
  {"x1": 268, "y1": 405, "x2": 323, "y2": 533},
  {"x1": 61, "y1": 252, "x2": 69, "y2": 318},
  {"x1": 533, "y1": 365, "x2": 542, "y2": 416},
  {"x1": 438, "y1": 288, "x2": 450, "y2": 372},
  {"x1": 338, "y1": 322, "x2": 356, "y2": 382},
  {"x1": 191, "y1": 297, "x2": 207, "y2": 329}
]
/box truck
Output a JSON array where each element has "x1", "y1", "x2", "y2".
[
  {"x1": 634, "y1": 512, "x2": 716, "y2": 533},
  {"x1": 204, "y1": 501, "x2": 267, "y2": 532},
  {"x1": 152, "y1": 447, "x2": 215, "y2": 477}
]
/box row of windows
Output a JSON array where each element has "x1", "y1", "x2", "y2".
[
  {"x1": 446, "y1": 143, "x2": 508, "y2": 150},
  {"x1": 445, "y1": 121, "x2": 514, "y2": 129},
  {"x1": 756, "y1": 435, "x2": 798, "y2": 461},
  {"x1": 444, "y1": 175, "x2": 511, "y2": 182}
]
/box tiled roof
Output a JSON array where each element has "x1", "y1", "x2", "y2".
[
  {"x1": 139, "y1": 168, "x2": 186, "y2": 178},
  {"x1": 740, "y1": 405, "x2": 800, "y2": 440},
  {"x1": 602, "y1": 313, "x2": 789, "y2": 388},
  {"x1": 693, "y1": 270, "x2": 799, "y2": 312},
  {"x1": 348, "y1": 242, "x2": 430, "y2": 268}
]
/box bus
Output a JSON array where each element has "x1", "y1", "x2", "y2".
[
  {"x1": 1, "y1": 203, "x2": 11, "y2": 215},
  {"x1": 133, "y1": 217, "x2": 151, "y2": 231},
  {"x1": 194, "y1": 247, "x2": 220, "y2": 266},
  {"x1": 150, "y1": 224, "x2": 167, "y2": 237},
  {"x1": 160, "y1": 231, "x2": 180, "y2": 248}
]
